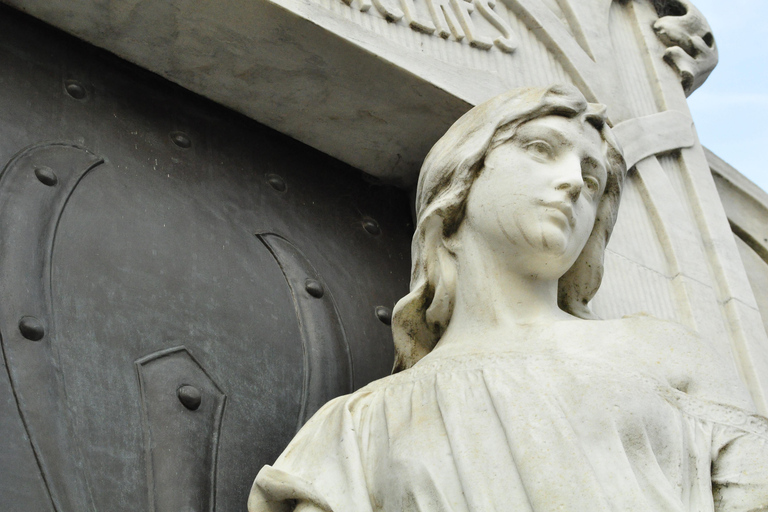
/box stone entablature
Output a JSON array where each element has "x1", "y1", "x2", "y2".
[{"x1": 337, "y1": 0, "x2": 518, "y2": 52}]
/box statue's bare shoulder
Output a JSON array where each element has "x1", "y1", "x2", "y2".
[{"x1": 610, "y1": 314, "x2": 755, "y2": 410}]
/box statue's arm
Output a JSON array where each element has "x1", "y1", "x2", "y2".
[{"x1": 711, "y1": 429, "x2": 768, "y2": 511}]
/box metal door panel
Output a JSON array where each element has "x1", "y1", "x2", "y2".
[{"x1": 0, "y1": 6, "x2": 412, "y2": 510}]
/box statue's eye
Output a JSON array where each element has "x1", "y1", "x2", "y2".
[
  {"x1": 583, "y1": 174, "x2": 601, "y2": 195},
  {"x1": 524, "y1": 140, "x2": 554, "y2": 159},
  {"x1": 582, "y1": 158, "x2": 605, "y2": 197}
]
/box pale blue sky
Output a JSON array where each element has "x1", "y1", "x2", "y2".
[{"x1": 686, "y1": 0, "x2": 768, "y2": 192}]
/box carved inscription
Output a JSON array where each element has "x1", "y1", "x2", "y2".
[{"x1": 340, "y1": 0, "x2": 517, "y2": 52}]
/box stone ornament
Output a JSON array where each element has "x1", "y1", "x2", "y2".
[
  {"x1": 652, "y1": 0, "x2": 718, "y2": 96},
  {"x1": 248, "y1": 86, "x2": 768, "y2": 511}
]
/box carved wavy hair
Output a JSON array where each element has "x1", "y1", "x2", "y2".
[{"x1": 391, "y1": 84, "x2": 627, "y2": 373}]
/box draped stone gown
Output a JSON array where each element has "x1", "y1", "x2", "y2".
[{"x1": 249, "y1": 318, "x2": 768, "y2": 511}]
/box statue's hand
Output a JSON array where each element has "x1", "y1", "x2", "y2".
[{"x1": 652, "y1": 0, "x2": 718, "y2": 96}]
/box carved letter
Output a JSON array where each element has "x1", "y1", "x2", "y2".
[
  {"x1": 400, "y1": 0, "x2": 437, "y2": 34},
  {"x1": 473, "y1": 0, "x2": 516, "y2": 53},
  {"x1": 340, "y1": 0, "x2": 373, "y2": 13},
  {"x1": 450, "y1": 0, "x2": 493, "y2": 49},
  {"x1": 425, "y1": 0, "x2": 465, "y2": 40},
  {"x1": 372, "y1": 0, "x2": 404, "y2": 21}
]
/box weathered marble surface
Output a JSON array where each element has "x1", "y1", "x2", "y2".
[{"x1": 249, "y1": 86, "x2": 768, "y2": 511}]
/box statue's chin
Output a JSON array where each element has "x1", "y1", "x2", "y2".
[{"x1": 520, "y1": 222, "x2": 574, "y2": 258}]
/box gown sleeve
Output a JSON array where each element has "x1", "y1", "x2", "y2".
[
  {"x1": 248, "y1": 393, "x2": 375, "y2": 512},
  {"x1": 711, "y1": 417, "x2": 768, "y2": 511}
]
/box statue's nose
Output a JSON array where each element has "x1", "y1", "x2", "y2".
[{"x1": 553, "y1": 154, "x2": 583, "y2": 202}]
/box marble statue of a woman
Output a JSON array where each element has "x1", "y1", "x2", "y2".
[{"x1": 248, "y1": 85, "x2": 768, "y2": 511}]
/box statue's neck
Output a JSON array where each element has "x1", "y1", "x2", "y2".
[{"x1": 437, "y1": 230, "x2": 573, "y2": 350}]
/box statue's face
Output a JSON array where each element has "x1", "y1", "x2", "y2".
[{"x1": 463, "y1": 115, "x2": 607, "y2": 279}]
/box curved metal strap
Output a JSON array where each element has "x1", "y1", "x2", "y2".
[
  {"x1": 0, "y1": 142, "x2": 104, "y2": 511},
  {"x1": 135, "y1": 347, "x2": 226, "y2": 512},
  {"x1": 256, "y1": 233, "x2": 353, "y2": 427}
]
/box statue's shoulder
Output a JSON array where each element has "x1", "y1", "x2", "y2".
[
  {"x1": 309, "y1": 369, "x2": 417, "y2": 418},
  {"x1": 616, "y1": 313, "x2": 755, "y2": 410},
  {"x1": 570, "y1": 312, "x2": 701, "y2": 358},
  {"x1": 607, "y1": 312, "x2": 709, "y2": 356},
  {"x1": 616, "y1": 311, "x2": 697, "y2": 339}
]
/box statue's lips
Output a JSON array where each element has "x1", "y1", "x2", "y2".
[{"x1": 542, "y1": 201, "x2": 574, "y2": 227}]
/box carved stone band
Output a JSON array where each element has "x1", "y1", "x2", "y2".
[{"x1": 612, "y1": 110, "x2": 695, "y2": 169}]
